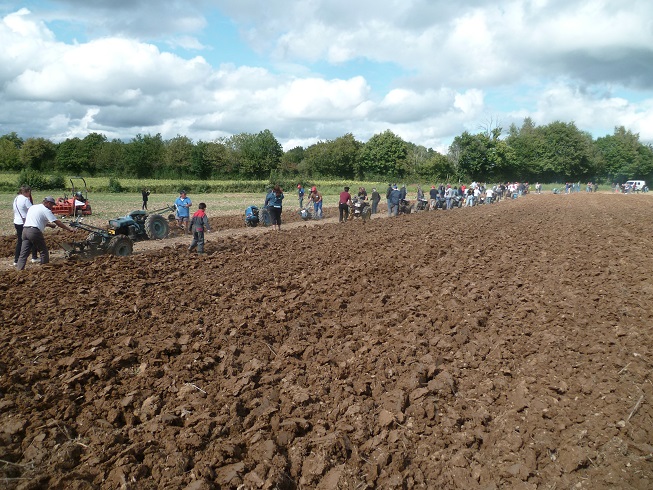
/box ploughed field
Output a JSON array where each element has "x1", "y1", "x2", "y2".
[{"x1": 1, "y1": 193, "x2": 652, "y2": 489}]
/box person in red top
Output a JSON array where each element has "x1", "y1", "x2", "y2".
[
  {"x1": 338, "y1": 186, "x2": 352, "y2": 223},
  {"x1": 188, "y1": 202, "x2": 210, "y2": 254}
]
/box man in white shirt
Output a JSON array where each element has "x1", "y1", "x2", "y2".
[
  {"x1": 12, "y1": 185, "x2": 39, "y2": 265},
  {"x1": 16, "y1": 196, "x2": 75, "y2": 270}
]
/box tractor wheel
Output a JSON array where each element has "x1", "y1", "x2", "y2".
[
  {"x1": 362, "y1": 207, "x2": 371, "y2": 222},
  {"x1": 260, "y1": 207, "x2": 272, "y2": 227},
  {"x1": 145, "y1": 214, "x2": 169, "y2": 239},
  {"x1": 107, "y1": 235, "x2": 133, "y2": 257}
]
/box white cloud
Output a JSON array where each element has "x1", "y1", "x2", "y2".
[{"x1": 1, "y1": 1, "x2": 653, "y2": 152}]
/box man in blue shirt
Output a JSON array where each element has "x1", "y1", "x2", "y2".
[{"x1": 175, "y1": 190, "x2": 192, "y2": 234}]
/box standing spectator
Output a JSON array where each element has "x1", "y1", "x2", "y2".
[
  {"x1": 16, "y1": 196, "x2": 75, "y2": 270},
  {"x1": 339, "y1": 186, "x2": 352, "y2": 223},
  {"x1": 386, "y1": 184, "x2": 393, "y2": 215},
  {"x1": 535, "y1": 182, "x2": 542, "y2": 194},
  {"x1": 12, "y1": 185, "x2": 39, "y2": 266},
  {"x1": 485, "y1": 186, "x2": 494, "y2": 204},
  {"x1": 389, "y1": 185, "x2": 401, "y2": 216},
  {"x1": 444, "y1": 184, "x2": 455, "y2": 209},
  {"x1": 370, "y1": 188, "x2": 381, "y2": 214},
  {"x1": 188, "y1": 203, "x2": 210, "y2": 254},
  {"x1": 429, "y1": 185, "x2": 438, "y2": 210},
  {"x1": 269, "y1": 185, "x2": 284, "y2": 231},
  {"x1": 399, "y1": 184, "x2": 407, "y2": 201},
  {"x1": 142, "y1": 188, "x2": 150, "y2": 210},
  {"x1": 297, "y1": 184, "x2": 305, "y2": 209},
  {"x1": 307, "y1": 186, "x2": 323, "y2": 218},
  {"x1": 465, "y1": 188, "x2": 474, "y2": 207},
  {"x1": 175, "y1": 190, "x2": 192, "y2": 234}
]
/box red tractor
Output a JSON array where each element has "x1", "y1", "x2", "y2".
[{"x1": 52, "y1": 177, "x2": 92, "y2": 217}]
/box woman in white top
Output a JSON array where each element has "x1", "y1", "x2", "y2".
[{"x1": 12, "y1": 185, "x2": 38, "y2": 265}]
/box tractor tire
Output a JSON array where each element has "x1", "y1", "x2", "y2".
[
  {"x1": 107, "y1": 235, "x2": 133, "y2": 257},
  {"x1": 145, "y1": 214, "x2": 169, "y2": 240},
  {"x1": 260, "y1": 207, "x2": 272, "y2": 227},
  {"x1": 362, "y1": 207, "x2": 371, "y2": 222}
]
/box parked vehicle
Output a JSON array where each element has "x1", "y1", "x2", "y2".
[
  {"x1": 52, "y1": 177, "x2": 92, "y2": 216},
  {"x1": 624, "y1": 180, "x2": 646, "y2": 192}
]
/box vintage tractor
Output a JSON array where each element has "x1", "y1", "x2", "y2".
[
  {"x1": 61, "y1": 205, "x2": 176, "y2": 259},
  {"x1": 52, "y1": 177, "x2": 92, "y2": 217},
  {"x1": 107, "y1": 204, "x2": 176, "y2": 241},
  {"x1": 62, "y1": 221, "x2": 133, "y2": 259},
  {"x1": 348, "y1": 196, "x2": 372, "y2": 222}
]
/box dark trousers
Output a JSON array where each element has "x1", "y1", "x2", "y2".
[
  {"x1": 270, "y1": 206, "x2": 282, "y2": 226},
  {"x1": 17, "y1": 227, "x2": 48, "y2": 270},
  {"x1": 189, "y1": 231, "x2": 205, "y2": 253},
  {"x1": 339, "y1": 203, "x2": 349, "y2": 222},
  {"x1": 14, "y1": 223, "x2": 37, "y2": 263}
]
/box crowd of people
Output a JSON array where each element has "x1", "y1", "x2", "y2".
[{"x1": 20, "y1": 175, "x2": 638, "y2": 269}]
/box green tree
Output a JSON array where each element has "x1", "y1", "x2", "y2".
[
  {"x1": 55, "y1": 137, "x2": 85, "y2": 173},
  {"x1": 357, "y1": 130, "x2": 408, "y2": 179},
  {"x1": 20, "y1": 137, "x2": 56, "y2": 172},
  {"x1": 80, "y1": 132, "x2": 107, "y2": 174},
  {"x1": 594, "y1": 126, "x2": 653, "y2": 183},
  {"x1": 124, "y1": 133, "x2": 165, "y2": 178},
  {"x1": 302, "y1": 134, "x2": 361, "y2": 178},
  {"x1": 0, "y1": 133, "x2": 22, "y2": 170},
  {"x1": 190, "y1": 141, "x2": 214, "y2": 179},
  {"x1": 536, "y1": 122, "x2": 596, "y2": 181},
  {"x1": 280, "y1": 146, "x2": 305, "y2": 175},
  {"x1": 164, "y1": 135, "x2": 194, "y2": 177},
  {"x1": 1, "y1": 132, "x2": 23, "y2": 149},
  {"x1": 95, "y1": 139, "x2": 126, "y2": 175},
  {"x1": 506, "y1": 117, "x2": 543, "y2": 180},
  {"x1": 229, "y1": 130, "x2": 283, "y2": 178}
]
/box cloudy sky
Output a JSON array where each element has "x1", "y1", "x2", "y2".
[{"x1": 1, "y1": 0, "x2": 652, "y2": 152}]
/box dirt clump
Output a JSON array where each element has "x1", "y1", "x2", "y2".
[{"x1": 1, "y1": 193, "x2": 652, "y2": 489}]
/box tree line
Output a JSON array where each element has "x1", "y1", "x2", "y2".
[{"x1": 1, "y1": 118, "x2": 652, "y2": 184}]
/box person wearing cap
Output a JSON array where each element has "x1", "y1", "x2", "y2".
[
  {"x1": 297, "y1": 184, "x2": 305, "y2": 209},
  {"x1": 174, "y1": 190, "x2": 192, "y2": 234},
  {"x1": 12, "y1": 185, "x2": 39, "y2": 266},
  {"x1": 389, "y1": 185, "x2": 401, "y2": 216},
  {"x1": 306, "y1": 186, "x2": 322, "y2": 218},
  {"x1": 16, "y1": 196, "x2": 75, "y2": 270}
]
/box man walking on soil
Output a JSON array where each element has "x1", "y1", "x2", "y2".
[
  {"x1": 189, "y1": 203, "x2": 210, "y2": 254},
  {"x1": 16, "y1": 196, "x2": 75, "y2": 270}
]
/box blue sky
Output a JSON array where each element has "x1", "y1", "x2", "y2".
[{"x1": 1, "y1": 0, "x2": 652, "y2": 151}]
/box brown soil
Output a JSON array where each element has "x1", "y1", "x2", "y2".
[{"x1": 1, "y1": 194, "x2": 652, "y2": 489}]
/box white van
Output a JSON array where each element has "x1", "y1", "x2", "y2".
[{"x1": 625, "y1": 180, "x2": 646, "y2": 192}]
